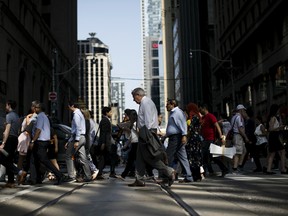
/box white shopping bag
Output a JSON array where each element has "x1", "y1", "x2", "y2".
[{"x1": 209, "y1": 143, "x2": 236, "y2": 159}]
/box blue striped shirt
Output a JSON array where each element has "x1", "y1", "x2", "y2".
[{"x1": 166, "y1": 107, "x2": 187, "y2": 136}]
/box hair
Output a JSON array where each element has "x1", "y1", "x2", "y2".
[
  {"x1": 31, "y1": 100, "x2": 40, "y2": 108},
  {"x1": 198, "y1": 103, "x2": 208, "y2": 110},
  {"x1": 36, "y1": 102, "x2": 45, "y2": 111},
  {"x1": 6, "y1": 100, "x2": 17, "y2": 110},
  {"x1": 102, "y1": 106, "x2": 111, "y2": 116},
  {"x1": 167, "y1": 98, "x2": 178, "y2": 107},
  {"x1": 68, "y1": 100, "x2": 79, "y2": 108},
  {"x1": 81, "y1": 108, "x2": 91, "y2": 120},
  {"x1": 124, "y1": 108, "x2": 131, "y2": 116},
  {"x1": 186, "y1": 103, "x2": 200, "y2": 120},
  {"x1": 131, "y1": 87, "x2": 145, "y2": 96},
  {"x1": 128, "y1": 109, "x2": 138, "y2": 129}
]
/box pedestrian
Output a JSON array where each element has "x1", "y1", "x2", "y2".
[
  {"x1": 31, "y1": 102, "x2": 64, "y2": 185},
  {"x1": 186, "y1": 103, "x2": 205, "y2": 181},
  {"x1": 97, "y1": 106, "x2": 118, "y2": 179},
  {"x1": 253, "y1": 115, "x2": 268, "y2": 172},
  {"x1": 239, "y1": 107, "x2": 257, "y2": 171},
  {"x1": 198, "y1": 103, "x2": 228, "y2": 177},
  {"x1": 81, "y1": 108, "x2": 99, "y2": 180},
  {"x1": 265, "y1": 104, "x2": 288, "y2": 174},
  {"x1": 120, "y1": 109, "x2": 138, "y2": 179},
  {"x1": 164, "y1": 99, "x2": 193, "y2": 183},
  {"x1": 230, "y1": 104, "x2": 251, "y2": 173},
  {"x1": 66, "y1": 100, "x2": 92, "y2": 182},
  {"x1": 0, "y1": 100, "x2": 26, "y2": 187},
  {"x1": 128, "y1": 87, "x2": 175, "y2": 187},
  {"x1": 20, "y1": 101, "x2": 39, "y2": 185}
]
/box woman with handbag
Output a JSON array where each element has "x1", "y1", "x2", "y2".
[{"x1": 265, "y1": 104, "x2": 288, "y2": 174}]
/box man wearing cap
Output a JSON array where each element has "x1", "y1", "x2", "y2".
[{"x1": 230, "y1": 104, "x2": 250, "y2": 173}]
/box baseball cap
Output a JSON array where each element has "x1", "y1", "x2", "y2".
[{"x1": 236, "y1": 104, "x2": 246, "y2": 110}]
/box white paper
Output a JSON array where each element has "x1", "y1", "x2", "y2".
[{"x1": 209, "y1": 143, "x2": 236, "y2": 159}]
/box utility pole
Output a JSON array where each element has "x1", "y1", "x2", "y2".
[{"x1": 51, "y1": 48, "x2": 58, "y2": 120}]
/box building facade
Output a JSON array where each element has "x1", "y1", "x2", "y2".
[
  {"x1": 78, "y1": 34, "x2": 112, "y2": 123},
  {"x1": 0, "y1": 0, "x2": 78, "y2": 125},
  {"x1": 161, "y1": 0, "x2": 212, "y2": 110},
  {"x1": 212, "y1": 0, "x2": 288, "y2": 118},
  {"x1": 111, "y1": 79, "x2": 125, "y2": 123},
  {"x1": 141, "y1": 0, "x2": 164, "y2": 115}
]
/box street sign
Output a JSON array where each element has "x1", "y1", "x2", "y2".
[{"x1": 49, "y1": 92, "x2": 57, "y2": 101}]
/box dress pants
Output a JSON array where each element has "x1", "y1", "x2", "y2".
[
  {"x1": 136, "y1": 141, "x2": 173, "y2": 179},
  {"x1": 1, "y1": 136, "x2": 19, "y2": 183},
  {"x1": 166, "y1": 134, "x2": 193, "y2": 181},
  {"x1": 202, "y1": 140, "x2": 228, "y2": 174},
  {"x1": 74, "y1": 136, "x2": 91, "y2": 180},
  {"x1": 33, "y1": 141, "x2": 62, "y2": 182},
  {"x1": 65, "y1": 141, "x2": 76, "y2": 178}
]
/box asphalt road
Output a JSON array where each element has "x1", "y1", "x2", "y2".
[{"x1": 0, "y1": 161, "x2": 288, "y2": 216}]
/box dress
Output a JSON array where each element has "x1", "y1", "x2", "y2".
[{"x1": 185, "y1": 115, "x2": 203, "y2": 181}]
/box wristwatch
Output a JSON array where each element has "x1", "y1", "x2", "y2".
[{"x1": 31, "y1": 140, "x2": 34, "y2": 143}]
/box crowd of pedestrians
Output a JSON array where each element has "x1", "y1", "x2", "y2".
[{"x1": 0, "y1": 89, "x2": 288, "y2": 189}]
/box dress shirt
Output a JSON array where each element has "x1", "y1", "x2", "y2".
[
  {"x1": 69, "y1": 108, "x2": 86, "y2": 142},
  {"x1": 34, "y1": 112, "x2": 50, "y2": 141},
  {"x1": 137, "y1": 96, "x2": 158, "y2": 130},
  {"x1": 166, "y1": 107, "x2": 187, "y2": 137}
]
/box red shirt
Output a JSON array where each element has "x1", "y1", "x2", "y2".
[{"x1": 200, "y1": 112, "x2": 217, "y2": 141}]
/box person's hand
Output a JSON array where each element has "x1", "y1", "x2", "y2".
[
  {"x1": 64, "y1": 142, "x2": 68, "y2": 149},
  {"x1": 100, "y1": 144, "x2": 105, "y2": 151},
  {"x1": 0, "y1": 143, "x2": 4, "y2": 149},
  {"x1": 74, "y1": 142, "x2": 79, "y2": 149},
  {"x1": 181, "y1": 136, "x2": 187, "y2": 145}
]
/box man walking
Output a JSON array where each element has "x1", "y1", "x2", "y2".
[
  {"x1": 129, "y1": 87, "x2": 175, "y2": 187},
  {"x1": 198, "y1": 103, "x2": 228, "y2": 177},
  {"x1": 165, "y1": 99, "x2": 193, "y2": 183},
  {"x1": 31, "y1": 102, "x2": 64, "y2": 185},
  {"x1": 97, "y1": 106, "x2": 118, "y2": 179},
  {"x1": 0, "y1": 100, "x2": 26, "y2": 187},
  {"x1": 67, "y1": 100, "x2": 91, "y2": 182}
]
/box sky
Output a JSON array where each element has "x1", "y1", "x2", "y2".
[{"x1": 77, "y1": 0, "x2": 143, "y2": 111}]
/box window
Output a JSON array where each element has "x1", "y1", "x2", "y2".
[
  {"x1": 152, "y1": 68, "x2": 159, "y2": 76},
  {"x1": 152, "y1": 60, "x2": 159, "y2": 67},
  {"x1": 152, "y1": 49, "x2": 158, "y2": 57}
]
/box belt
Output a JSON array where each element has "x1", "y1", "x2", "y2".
[
  {"x1": 149, "y1": 128, "x2": 157, "y2": 133},
  {"x1": 168, "y1": 133, "x2": 181, "y2": 138},
  {"x1": 80, "y1": 134, "x2": 85, "y2": 136}
]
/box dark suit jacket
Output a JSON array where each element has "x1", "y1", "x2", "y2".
[
  {"x1": 138, "y1": 125, "x2": 164, "y2": 160},
  {"x1": 99, "y1": 116, "x2": 113, "y2": 151}
]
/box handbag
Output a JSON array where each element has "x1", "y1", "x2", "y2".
[
  {"x1": 90, "y1": 127, "x2": 100, "y2": 156},
  {"x1": 226, "y1": 117, "x2": 237, "y2": 141}
]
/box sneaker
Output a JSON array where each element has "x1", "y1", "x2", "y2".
[{"x1": 91, "y1": 170, "x2": 99, "y2": 180}]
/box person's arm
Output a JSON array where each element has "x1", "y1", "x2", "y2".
[
  {"x1": 0, "y1": 123, "x2": 11, "y2": 149},
  {"x1": 53, "y1": 134, "x2": 58, "y2": 153}
]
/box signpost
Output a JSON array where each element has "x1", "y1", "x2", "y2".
[{"x1": 49, "y1": 92, "x2": 57, "y2": 101}]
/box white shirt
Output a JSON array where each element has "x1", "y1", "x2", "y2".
[{"x1": 137, "y1": 96, "x2": 158, "y2": 129}]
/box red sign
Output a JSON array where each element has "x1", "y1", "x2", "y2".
[
  {"x1": 49, "y1": 92, "x2": 57, "y2": 101},
  {"x1": 152, "y1": 43, "x2": 158, "y2": 48}
]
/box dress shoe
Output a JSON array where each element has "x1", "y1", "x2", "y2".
[
  {"x1": 3, "y1": 182, "x2": 15, "y2": 188},
  {"x1": 128, "y1": 179, "x2": 145, "y2": 187},
  {"x1": 221, "y1": 170, "x2": 229, "y2": 177},
  {"x1": 168, "y1": 170, "x2": 176, "y2": 186},
  {"x1": 109, "y1": 173, "x2": 117, "y2": 178},
  {"x1": 55, "y1": 175, "x2": 73, "y2": 185},
  {"x1": 265, "y1": 171, "x2": 276, "y2": 175},
  {"x1": 178, "y1": 178, "x2": 193, "y2": 183},
  {"x1": 18, "y1": 171, "x2": 27, "y2": 185},
  {"x1": 96, "y1": 175, "x2": 105, "y2": 180}
]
